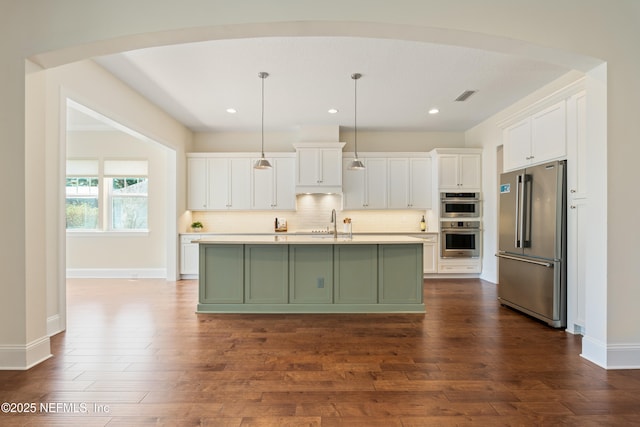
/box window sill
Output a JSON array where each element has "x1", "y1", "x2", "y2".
[{"x1": 66, "y1": 230, "x2": 150, "y2": 237}]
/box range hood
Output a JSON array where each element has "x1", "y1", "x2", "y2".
[
  {"x1": 295, "y1": 187, "x2": 343, "y2": 195},
  {"x1": 293, "y1": 141, "x2": 345, "y2": 195}
]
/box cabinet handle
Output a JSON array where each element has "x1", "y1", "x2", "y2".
[
  {"x1": 570, "y1": 205, "x2": 576, "y2": 209},
  {"x1": 570, "y1": 189, "x2": 577, "y2": 193}
]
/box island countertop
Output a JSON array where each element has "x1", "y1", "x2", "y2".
[{"x1": 195, "y1": 234, "x2": 426, "y2": 245}]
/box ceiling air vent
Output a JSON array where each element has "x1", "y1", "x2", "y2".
[{"x1": 454, "y1": 90, "x2": 477, "y2": 102}]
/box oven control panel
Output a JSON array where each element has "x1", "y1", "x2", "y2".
[{"x1": 440, "y1": 221, "x2": 480, "y2": 229}]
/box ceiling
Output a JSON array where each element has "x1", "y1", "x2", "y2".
[{"x1": 93, "y1": 36, "x2": 570, "y2": 134}]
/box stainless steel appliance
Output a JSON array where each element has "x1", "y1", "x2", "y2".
[
  {"x1": 440, "y1": 220, "x2": 480, "y2": 258},
  {"x1": 440, "y1": 192, "x2": 480, "y2": 218},
  {"x1": 497, "y1": 160, "x2": 566, "y2": 328}
]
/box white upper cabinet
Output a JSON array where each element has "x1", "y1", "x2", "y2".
[
  {"x1": 294, "y1": 143, "x2": 345, "y2": 193},
  {"x1": 566, "y1": 91, "x2": 587, "y2": 199},
  {"x1": 188, "y1": 153, "x2": 296, "y2": 212},
  {"x1": 209, "y1": 157, "x2": 251, "y2": 210},
  {"x1": 251, "y1": 157, "x2": 296, "y2": 210},
  {"x1": 436, "y1": 150, "x2": 481, "y2": 191},
  {"x1": 503, "y1": 100, "x2": 567, "y2": 171},
  {"x1": 388, "y1": 157, "x2": 432, "y2": 209},
  {"x1": 187, "y1": 157, "x2": 208, "y2": 210},
  {"x1": 343, "y1": 154, "x2": 431, "y2": 210},
  {"x1": 364, "y1": 158, "x2": 388, "y2": 209},
  {"x1": 342, "y1": 157, "x2": 387, "y2": 210}
]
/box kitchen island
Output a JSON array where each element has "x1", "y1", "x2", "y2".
[{"x1": 196, "y1": 235, "x2": 424, "y2": 313}]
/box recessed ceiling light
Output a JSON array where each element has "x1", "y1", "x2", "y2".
[
  {"x1": 428, "y1": 108, "x2": 440, "y2": 115},
  {"x1": 226, "y1": 108, "x2": 237, "y2": 114},
  {"x1": 328, "y1": 108, "x2": 339, "y2": 114}
]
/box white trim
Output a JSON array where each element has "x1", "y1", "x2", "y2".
[
  {"x1": 606, "y1": 344, "x2": 640, "y2": 370},
  {"x1": 579, "y1": 335, "x2": 640, "y2": 370},
  {"x1": 47, "y1": 314, "x2": 64, "y2": 337},
  {"x1": 497, "y1": 77, "x2": 587, "y2": 128},
  {"x1": 581, "y1": 334, "x2": 607, "y2": 368},
  {"x1": 66, "y1": 268, "x2": 166, "y2": 279},
  {"x1": 0, "y1": 336, "x2": 52, "y2": 370}
]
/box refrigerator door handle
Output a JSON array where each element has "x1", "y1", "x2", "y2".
[
  {"x1": 495, "y1": 253, "x2": 553, "y2": 268},
  {"x1": 522, "y1": 174, "x2": 532, "y2": 248},
  {"x1": 515, "y1": 174, "x2": 522, "y2": 248}
]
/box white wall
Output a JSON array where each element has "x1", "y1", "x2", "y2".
[
  {"x1": 66, "y1": 130, "x2": 168, "y2": 277},
  {"x1": 3, "y1": 0, "x2": 640, "y2": 370},
  {"x1": 35, "y1": 60, "x2": 192, "y2": 350}
]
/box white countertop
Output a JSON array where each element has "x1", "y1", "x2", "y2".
[
  {"x1": 183, "y1": 231, "x2": 438, "y2": 236},
  {"x1": 195, "y1": 234, "x2": 426, "y2": 245}
]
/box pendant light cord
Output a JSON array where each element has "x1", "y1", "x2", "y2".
[
  {"x1": 352, "y1": 73, "x2": 361, "y2": 159},
  {"x1": 261, "y1": 73, "x2": 265, "y2": 157},
  {"x1": 354, "y1": 74, "x2": 358, "y2": 158}
]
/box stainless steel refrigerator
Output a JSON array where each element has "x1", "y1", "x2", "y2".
[{"x1": 497, "y1": 160, "x2": 567, "y2": 327}]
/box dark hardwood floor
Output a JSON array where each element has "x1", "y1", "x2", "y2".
[{"x1": 1, "y1": 278, "x2": 640, "y2": 426}]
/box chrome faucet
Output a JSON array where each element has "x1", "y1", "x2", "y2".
[{"x1": 330, "y1": 209, "x2": 337, "y2": 238}]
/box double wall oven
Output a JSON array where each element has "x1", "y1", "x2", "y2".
[{"x1": 440, "y1": 192, "x2": 481, "y2": 258}]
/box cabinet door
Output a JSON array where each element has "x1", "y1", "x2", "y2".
[
  {"x1": 244, "y1": 245, "x2": 288, "y2": 303},
  {"x1": 459, "y1": 154, "x2": 481, "y2": 190},
  {"x1": 531, "y1": 100, "x2": 566, "y2": 164},
  {"x1": 180, "y1": 235, "x2": 201, "y2": 275},
  {"x1": 229, "y1": 158, "x2": 251, "y2": 209},
  {"x1": 273, "y1": 157, "x2": 296, "y2": 210},
  {"x1": 251, "y1": 158, "x2": 274, "y2": 209},
  {"x1": 296, "y1": 148, "x2": 319, "y2": 186},
  {"x1": 503, "y1": 119, "x2": 532, "y2": 171},
  {"x1": 342, "y1": 158, "x2": 365, "y2": 209},
  {"x1": 378, "y1": 244, "x2": 423, "y2": 303},
  {"x1": 567, "y1": 91, "x2": 587, "y2": 199},
  {"x1": 387, "y1": 158, "x2": 410, "y2": 208},
  {"x1": 319, "y1": 148, "x2": 342, "y2": 186},
  {"x1": 289, "y1": 245, "x2": 333, "y2": 303},
  {"x1": 208, "y1": 158, "x2": 230, "y2": 209},
  {"x1": 438, "y1": 154, "x2": 460, "y2": 190},
  {"x1": 423, "y1": 242, "x2": 437, "y2": 274},
  {"x1": 334, "y1": 245, "x2": 378, "y2": 304},
  {"x1": 365, "y1": 158, "x2": 387, "y2": 209},
  {"x1": 187, "y1": 158, "x2": 208, "y2": 210},
  {"x1": 409, "y1": 157, "x2": 432, "y2": 208},
  {"x1": 567, "y1": 198, "x2": 587, "y2": 332},
  {"x1": 199, "y1": 244, "x2": 244, "y2": 303}
]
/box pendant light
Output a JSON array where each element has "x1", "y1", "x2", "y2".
[
  {"x1": 348, "y1": 73, "x2": 365, "y2": 170},
  {"x1": 254, "y1": 72, "x2": 272, "y2": 169}
]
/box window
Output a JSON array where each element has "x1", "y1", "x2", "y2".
[
  {"x1": 65, "y1": 177, "x2": 99, "y2": 229},
  {"x1": 66, "y1": 159, "x2": 100, "y2": 230},
  {"x1": 109, "y1": 177, "x2": 148, "y2": 230},
  {"x1": 66, "y1": 159, "x2": 149, "y2": 232}
]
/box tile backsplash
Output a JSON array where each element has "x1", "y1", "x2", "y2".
[{"x1": 191, "y1": 194, "x2": 435, "y2": 233}]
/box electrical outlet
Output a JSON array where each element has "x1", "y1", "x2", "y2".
[{"x1": 317, "y1": 277, "x2": 324, "y2": 288}]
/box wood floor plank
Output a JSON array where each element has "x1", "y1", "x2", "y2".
[{"x1": 1, "y1": 277, "x2": 640, "y2": 426}]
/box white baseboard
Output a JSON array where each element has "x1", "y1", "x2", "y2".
[
  {"x1": 66, "y1": 268, "x2": 167, "y2": 279},
  {"x1": 47, "y1": 314, "x2": 64, "y2": 336},
  {"x1": 581, "y1": 335, "x2": 640, "y2": 369},
  {"x1": 0, "y1": 336, "x2": 52, "y2": 370},
  {"x1": 606, "y1": 344, "x2": 640, "y2": 369}
]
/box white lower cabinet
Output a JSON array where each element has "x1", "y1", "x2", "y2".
[
  {"x1": 438, "y1": 258, "x2": 482, "y2": 274},
  {"x1": 423, "y1": 238, "x2": 438, "y2": 274},
  {"x1": 408, "y1": 234, "x2": 438, "y2": 274},
  {"x1": 180, "y1": 234, "x2": 201, "y2": 276}
]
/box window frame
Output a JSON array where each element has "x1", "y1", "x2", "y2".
[{"x1": 65, "y1": 158, "x2": 149, "y2": 235}]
